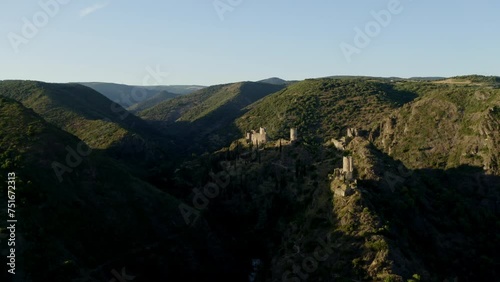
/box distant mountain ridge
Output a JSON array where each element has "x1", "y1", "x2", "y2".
[
  {"x1": 257, "y1": 77, "x2": 297, "y2": 85},
  {"x1": 144, "y1": 84, "x2": 206, "y2": 94},
  {"x1": 79, "y1": 82, "x2": 205, "y2": 109},
  {"x1": 127, "y1": 90, "x2": 180, "y2": 113}
]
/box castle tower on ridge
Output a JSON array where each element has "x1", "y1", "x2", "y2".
[
  {"x1": 343, "y1": 157, "x2": 349, "y2": 172},
  {"x1": 343, "y1": 156, "x2": 354, "y2": 181},
  {"x1": 259, "y1": 127, "x2": 267, "y2": 143},
  {"x1": 347, "y1": 128, "x2": 358, "y2": 138},
  {"x1": 290, "y1": 128, "x2": 297, "y2": 142},
  {"x1": 248, "y1": 127, "x2": 267, "y2": 145}
]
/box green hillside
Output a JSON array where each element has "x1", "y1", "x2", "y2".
[
  {"x1": 0, "y1": 80, "x2": 175, "y2": 160},
  {"x1": 0, "y1": 81, "x2": 146, "y2": 148},
  {"x1": 0, "y1": 80, "x2": 183, "y2": 193},
  {"x1": 235, "y1": 78, "x2": 418, "y2": 141},
  {"x1": 257, "y1": 77, "x2": 296, "y2": 85},
  {"x1": 448, "y1": 75, "x2": 500, "y2": 85},
  {"x1": 127, "y1": 90, "x2": 180, "y2": 113},
  {"x1": 144, "y1": 84, "x2": 206, "y2": 95},
  {"x1": 0, "y1": 96, "x2": 237, "y2": 281},
  {"x1": 140, "y1": 81, "x2": 285, "y2": 153},
  {"x1": 373, "y1": 81, "x2": 500, "y2": 174},
  {"x1": 139, "y1": 83, "x2": 231, "y2": 123}
]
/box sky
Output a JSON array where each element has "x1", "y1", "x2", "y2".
[{"x1": 0, "y1": 0, "x2": 499, "y2": 86}]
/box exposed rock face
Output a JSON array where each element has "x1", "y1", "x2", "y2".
[
  {"x1": 482, "y1": 106, "x2": 500, "y2": 174},
  {"x1": 372, "y1": 96, "x2": 500, "y2": 175}
]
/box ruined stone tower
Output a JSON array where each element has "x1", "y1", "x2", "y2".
[
  {"x1": 330, "y1": 156, "x2": 356, "y2": 197},
  {"x1": 343, "y1": 156, "x2": 354, "y2": 180},
  {"x1": 259, "y1": 127, "x2": 267, "y2": 143},
  {"x1": 347, "y1": 128, "x2": 358, "y2": 138},
  {"x1": 290, "y1": 128, "x2": 297, "y2": 142}
]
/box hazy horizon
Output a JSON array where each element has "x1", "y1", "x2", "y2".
[{"x1": 1, "y1": 73, "x2": 498, "y2": 88}]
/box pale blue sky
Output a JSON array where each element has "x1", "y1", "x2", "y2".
[{"x1": 0, "y1": 0, "x2": 499, "y2": 86}]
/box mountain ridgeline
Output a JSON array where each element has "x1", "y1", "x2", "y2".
[
  {"x1": 80, "y1": 82, "x2": 205, "y2": 109},
  {"x1": 0, "y1": 76, "x2": 499, "y2": 281}
]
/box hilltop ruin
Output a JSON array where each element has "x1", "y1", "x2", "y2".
[
  {"x1": 246, "y1": 127, "x2": 298, "y2": 146},
  {"x1": 329, "y1": 128, "x2": 359, "y2": 197}
]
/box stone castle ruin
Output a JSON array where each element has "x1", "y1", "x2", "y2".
[
  {"x1": 342, "y1": 156, "x2": 354, "y2": 180},
  {"x1": 290, "y1": 128, "x2": 297, "y2": 142},
  {"x1": 330, "y1": 156, "x2": 357, "y2": 197},
  {"x1": 330, "y1": 127, "x2": 359, "y2": 151},
  {"x1": 328, "y1": 128, "x2": 359, "y2": 197},
  {"x1": 246, "y1": 127, "x2": 298, "y2": 146},
  {"x1": 346, "y1": 127, "x2": 358, "y2": 138},
  {"x1": 246, "y1": 127, "x2": 268, "y2": 146}
]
